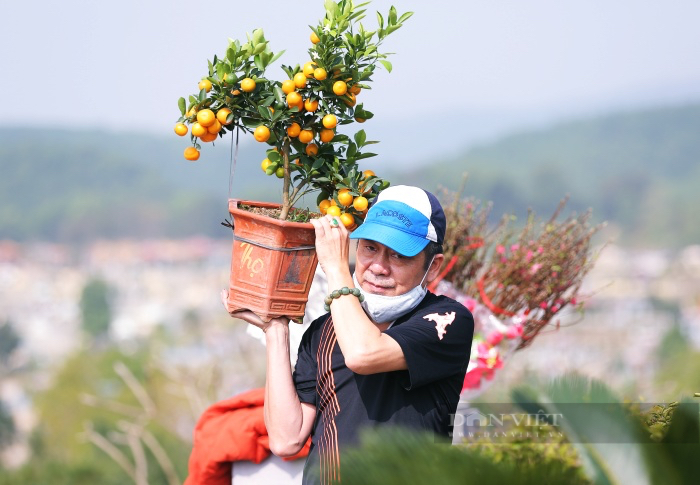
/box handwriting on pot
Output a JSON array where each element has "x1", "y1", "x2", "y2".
[{"x1": 240, "y1": 243, "x2": 264, "y2": 278}]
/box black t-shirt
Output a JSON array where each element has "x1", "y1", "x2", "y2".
[{"x1": 293, "y1": 291, "x2": 474, "y2": 485}]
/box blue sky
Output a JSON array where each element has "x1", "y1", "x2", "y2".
[{"x1": 3, "y1": 0, "x2": 699, "y2": 164}]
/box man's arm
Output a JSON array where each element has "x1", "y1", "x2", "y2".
[
  {"x1": 222, "y1": 297, "x2": 315, "y2": 457},
  {"x1": 323, "y1": 274, "x2": 407, "y2": 374},
  {"x1": 309, "y1": 218, "x2": 410, "y2": 375},
  {"x1": 263, "y1": 322, "x2": 316, "y2": 456}
]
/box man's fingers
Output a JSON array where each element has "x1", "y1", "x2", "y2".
[
  {"x1": 324, "y1": 215, "x2": 348, "y2": 236},
  {"x1": 312, "y1": 215, "x2": 336, "y2": 237}
]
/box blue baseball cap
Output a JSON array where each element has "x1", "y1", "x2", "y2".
[{"x1": 349, "y1": 185, "x2": 446, "y2": 257}]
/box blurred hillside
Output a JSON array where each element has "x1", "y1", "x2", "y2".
[
  {"x1": 1, "y1": 102, "x2": 699, "y2": 246},
  {"x1": 387, "y1": 103, "x2": 700, "y2": 248},
  {"x1": 0, "y1": 129, "x2": 276, "y2": 241}
]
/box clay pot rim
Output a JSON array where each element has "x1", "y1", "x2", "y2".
[{"x1": 229, "y1": 198, "x2": 316, "y2": 229}]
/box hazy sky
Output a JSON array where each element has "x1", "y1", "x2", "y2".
[{"x1": 3, "y1": 0, "x2": 699, "y2": 156}]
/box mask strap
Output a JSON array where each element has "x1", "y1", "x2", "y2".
[{"x1": 419, "y1": 255, "x2": 436, "y2": 288}]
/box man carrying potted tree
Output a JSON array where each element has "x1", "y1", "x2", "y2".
[{"x1": 233, "y1": 185, "x2": 474, "y2": 485}]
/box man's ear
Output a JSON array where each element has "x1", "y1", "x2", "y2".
[{"x1": 425, "y1": 253, "x2": 445, "y2": 285}]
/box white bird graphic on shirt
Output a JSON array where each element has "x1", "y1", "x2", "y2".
[{"x1": 423, "y1": 311, "x2": 456, "y2": 340}]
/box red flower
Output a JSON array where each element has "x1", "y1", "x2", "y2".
[
  {"x1": 462, "y1": 368, "x2": 483, "y2": 391},
  {"x1": 478, "y1": 355, "x2": 503, "y2": 380}
]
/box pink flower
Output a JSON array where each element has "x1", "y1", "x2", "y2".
[
  {"x1": 551, "y1": 305, "x2": 560, "y2": 312},
  {"x1": 510, "y1": 244, "x2": 520, "y2": 252},
  {"x1": 571, "y1": 297, "x2": 577, "y2": 305},
  {"x1": 464, "y1": 298, "x2": 477, "y2": 313},
  {"x1": 477, "y1": 342, "x2": 491, "y2": 356},
  {"x1": 500, "y1": 257, "x2": 508, "y2": 264},
  {"x1": 496, "y1": 245, "x2": 505, "y2": 255},
  {"x1": 486, "y1": 331, "x2": 503, "y2": 346},
  {"x1": 505, "y1": 324, "x2": 523, "y2": 339},
  {"x1": 525, "y1": 250, "x2": 533, "y2": 261},
  {"x1": 539, "y1": 301, "x2": 549, "y2": 309},
  {"x1": 530, "y1": 263, "x2": 542, "y2": 274},
  {"x1": 537, "y1": 246, "x2": 544, "y2": 253},
  {"x1": 476, "y1": 345, "x2": 503, "y2": 374}
]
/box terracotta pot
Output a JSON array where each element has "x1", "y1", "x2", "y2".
[{"x1": 226, "y1": 199, "x2": 318, "y2": 322}]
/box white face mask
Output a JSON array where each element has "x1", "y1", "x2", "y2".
[{"x1": 352, "y1": 256, "x2": 434, "y2": 323}]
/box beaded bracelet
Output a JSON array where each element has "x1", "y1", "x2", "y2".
[{"x1": 324, "y1": 287, "x2": 365, "y2": 311}]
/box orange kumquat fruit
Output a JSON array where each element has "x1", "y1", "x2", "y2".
[
  {"x1": 217, "y1": 108, "x2": 232, "y2": 125},
  {"x1": 240, "y1": 78, "x2": 256, "y2": 92},
  {"x1": 254, "y1": 125, "x2": 271, "y2": 142},
  {"x1": 281, "y1": 80, "x2": 296, "y2": 94},
  {"x1": 198, "y1": 79, "x2": 212, "y2": 92},
  {"x1": 305, "y1": 143, "x2": 319, "y2": 156},
  {"x1": 287, "y1": 122, "x2": 301, "y2": 138},
  {"x1": 196, "y1": 109, "x2": 216, "y2": 127},
  {"x1": 184, "y1": 147, "x2": 200, "y2": 161},
  {"x1": 322, "y1": 114, "x2": 338, "y2": 129},
  {"x1": 298, "y1": 129, "x2": 314, "y2": 144},
  {"x1": 332, "y1": 81, "x2": 347, "y2": 96},
  {"x1": 326, "y1": 206, "x2": 341, "y2": 217}
]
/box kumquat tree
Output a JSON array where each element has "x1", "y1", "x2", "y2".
[{"x1": 174, "y1": 0, "x2": 412, "y2": 227}]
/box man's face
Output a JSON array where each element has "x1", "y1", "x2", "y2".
[{"x1": 355, "y1": 239, "x2": 442, "y2": 296}]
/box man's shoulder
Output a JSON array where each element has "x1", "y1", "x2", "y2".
[
  {"x1": 400, "y1": 292, "x2": 473, "y2": 327},
  {"x1": 420, "y1": 292, "x2": 472, "y2": 317}
]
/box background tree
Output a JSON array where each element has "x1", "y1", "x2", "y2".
[
  {"x1": 0, "y1": 320, "x2": 20, "y2": 452},
  {"x1": 0, "y1": 401, "x2": 14, "y2": 452},
  {"x1": 0, "y1": 320, "x2": 20, "y2": 372},
  {"x1": 79, "y1": 278, "x2": 113, "y2": 342}
]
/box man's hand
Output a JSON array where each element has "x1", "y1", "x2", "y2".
[
  {"x1": 309, "y1": 214, "x2": 351, "y2": 280},
  {"x1": 220, "y1": 289, "x2": 290, "y2": 332}
]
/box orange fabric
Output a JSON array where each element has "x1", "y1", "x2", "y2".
[{"x1": 184, "y1": 388, "x2": 312, "y2": 485}]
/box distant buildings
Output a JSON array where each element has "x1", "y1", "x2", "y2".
[{"x1": 1, "y1": 239, "x2": 700, "y2": 466}]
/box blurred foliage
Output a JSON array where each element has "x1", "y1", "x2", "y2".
[
  {"x1": 340, "y1": 428, "x2": 583, "y2": 485},
  {"x1": 463, "y1": 420, "x2": 590, "y2": 485},
  {"x1": 0, "y1": 401, "x2": 14, "y2": 451},
  {"x1": 80, "y1": 278, "x2": 113, "y2": 341},
  {"x1": 27, "y1": 345, "x2": 190, "y2": 484},
  {"x1": 0, "y1": 459, "x2": 124, "y2": 485},
  {"x1": 656, "y1": 321, "x2": 690, "y2": 362},
  {"x1": 339, "y1": 375, "x2": 700, "y2": 485},
  {"x1": 0, "y1": 320, "x2": 20, "y2": 450},
  {"x1": 656, "y1": 344, "x2": 700, "y2": 399},
  {"x1": 637, "y1": 402, "x2": 680, "y2": 442},
  {"x1": 0, "y1": 320, "x2": 20, "y2": 369}
]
